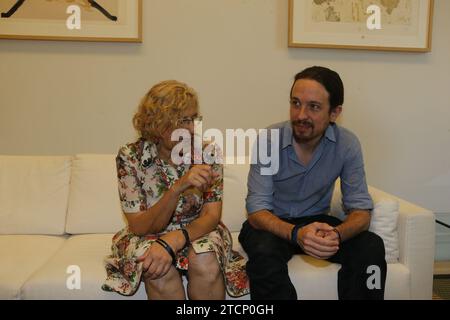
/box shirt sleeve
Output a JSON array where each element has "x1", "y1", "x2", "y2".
[
  {"x1": 245, "y1": 135, "x2": 275, "y2": 215},
  {"x1": 340, "y1": 137, "x2": 373, "y2": 213},
  {"x1": 116, "y1": 146, "x2": 147, "y2": 214}
]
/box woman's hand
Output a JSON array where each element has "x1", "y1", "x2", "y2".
[
  {"x1": 174, "y1": 165, "x2": 218, "y2": 194},
  {"x1": 137, "y1": 231, "x2": 184, "y2": 280},
  {"x1": 297, "y1": 222, "x2": 339, "y2": 260}
]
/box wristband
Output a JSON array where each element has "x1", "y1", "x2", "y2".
[
  {"x1": 155, "y1": 238, "x2": 176, "y2": 264},
  {"x1": 333, "y1": 227, "x2": 342, "y2": 244},
  {"x1": 180, "y1": 228, "x2": 191, "y2": 249},
  {"x1": 290, "y1": 224, "x2": 303, "y2": 246}
]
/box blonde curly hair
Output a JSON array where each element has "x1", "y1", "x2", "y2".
[{"x1": 133, "y1": 80, "x2": 199, "y2": 142}]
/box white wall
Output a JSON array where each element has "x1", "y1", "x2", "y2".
[{"x1": 1, "y1": 0, "x2": 449, "y2": 254}]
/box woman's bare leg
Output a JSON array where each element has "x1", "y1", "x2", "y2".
[
  {"x1": 144, "y1": 265, "x2": 185, "y2": 300},
  {"x1": 187, "y1": 249, "x2": 225, "y2": 300}
]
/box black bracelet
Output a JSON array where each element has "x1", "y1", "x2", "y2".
[
  {"x1": 333, "y1": 227, "x2": 342, "y2": 244},
  {"x1": 180, "y1": 228, "x2": 191, "y2": 249},
  {"x1": 155, "y1": 238, "x2": 176, "y2": 264},
  {"x1": 290, "y1": 224, "x2": 302, "y2": 246}
]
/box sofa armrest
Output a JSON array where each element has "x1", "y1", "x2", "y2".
[{"x1": 368, "y1": 186, "x2": 435, "y2": 300}]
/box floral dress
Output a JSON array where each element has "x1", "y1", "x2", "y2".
[{"x1": 102, "y1": 138, "x2": 249, "y2": 298}]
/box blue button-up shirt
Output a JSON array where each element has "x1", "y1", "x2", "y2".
[{"x1": 246, "y1": 121, "x2": 373, "y2": 218}]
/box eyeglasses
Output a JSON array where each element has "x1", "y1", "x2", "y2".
[{"x1": 176, "y1": 115, "x2": 203, "y2": 126}]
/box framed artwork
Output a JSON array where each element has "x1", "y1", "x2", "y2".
[
  {"x1": 289, "y1": 0, "x2": 434, "y2": 52},
  {"x1": 0, "y1": 0, "x2": 142, "y2": 42}
]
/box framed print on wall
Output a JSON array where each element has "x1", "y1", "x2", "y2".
[
  {"x1": 0, "y1": 0, "x2": 142, "y2": 42},
  {"x1": 289, "y1": 0, "x2": 434, "y2": 52}
]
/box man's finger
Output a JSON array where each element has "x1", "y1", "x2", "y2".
[
  {"x1": 306, "y1": 239, "x2": 339, "y2": 253},
  {"x1": 305, "y1": 248, "x2": 327, "y2": 260},
  {"x1": 304, "y1": 235, "x2": 338, "y2": 251},
  {"x1": 306, "y1": 246, "x2": 337, "y2": 259},
  {"x1": 303, "y1": 230, "x2": 338, "y2": 247},
  {"x1": 310, "y1": 234, "x2": 339, "y2": 247},
  {"x1": 315, "y1": 222, "x2": 334, "y2": 232}
]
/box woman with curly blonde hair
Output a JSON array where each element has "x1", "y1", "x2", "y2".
[{"x1": 103, "y1": 80, "x2": 249, "y2": 299}]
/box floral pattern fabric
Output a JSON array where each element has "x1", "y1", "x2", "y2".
[{"x1": 102, "y1": 138, "x2": 249, "y2": 298}]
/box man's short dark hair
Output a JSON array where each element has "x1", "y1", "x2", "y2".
[{"x1": 290, "y1": 66, "x2": 344, "y2": 112}]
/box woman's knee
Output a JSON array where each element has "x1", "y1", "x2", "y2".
[
  {"x1": 144, "y1": 266, "x2": 181, "y2": 294},
  {"x1": 187, "y1": 250, "x2": 221, "y2": 280}
]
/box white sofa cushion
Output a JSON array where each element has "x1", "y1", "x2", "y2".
[
  {"x1": 21, "y1": 234, "x2": 147, "y2": 300},
  {"x1": 0, "y1": 235, "x2": 66, "y2": 299},
  {"x1": 65, "y1": 155, "x2": 126, "y2": 234},
  {"x1": 0, "y1": 156, "x2": 72, "y2": 235},
  {"x1": 369, "y1": 199, "x2": 400, "y2": 263},
  {"x1": 223, "y1": 163, "x2": 250, "y2": 232}
]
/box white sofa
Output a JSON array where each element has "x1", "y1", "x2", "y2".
[{"x1": 0, "y1": 154, "x2": 436, "y2": 300}]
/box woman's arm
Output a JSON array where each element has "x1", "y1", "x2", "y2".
[
  {"x1": 137, "y1": 200, "x2": 222, "y2": 280},
  {"x1": 152, "y1": 200, "x2": 222, "y2": 255},
  {"x1": 126, "y1": 164, "x2": 215, "y2": 236},
  {"x1": 137, "y1": 176, "x2": 222, "y2": 281},
  {"x1": 182, "y1": 201, "x2": 222, "y2": 243},
  {"x1": 125, "y1": 185, "x2": 181, "y2": 236}
]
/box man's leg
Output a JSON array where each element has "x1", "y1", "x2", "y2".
[
  {"x1": 239, "y1": 220, "x2": 297, "y2": 300},
  {"x1": 329, "y1": 230, "x2": 387, "y2": 300},
  {"x1": 296, "y1": 214, "x2": 387, "y2": 300}
]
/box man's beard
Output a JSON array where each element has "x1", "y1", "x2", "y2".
[{"x1": 291, "y1": 120, "x2": 315, "y2": 144}]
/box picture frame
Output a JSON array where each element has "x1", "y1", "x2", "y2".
[
  {"x1": 0, "y1": 0, "x2": 142, "y2": 42},
  {"x1": 288, "y1": 0, "x2": 434, "y2": 52}
]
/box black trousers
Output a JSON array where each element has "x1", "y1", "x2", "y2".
[{"x1": 238, "y1": 215, "x2": 387, "y2": 300}]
